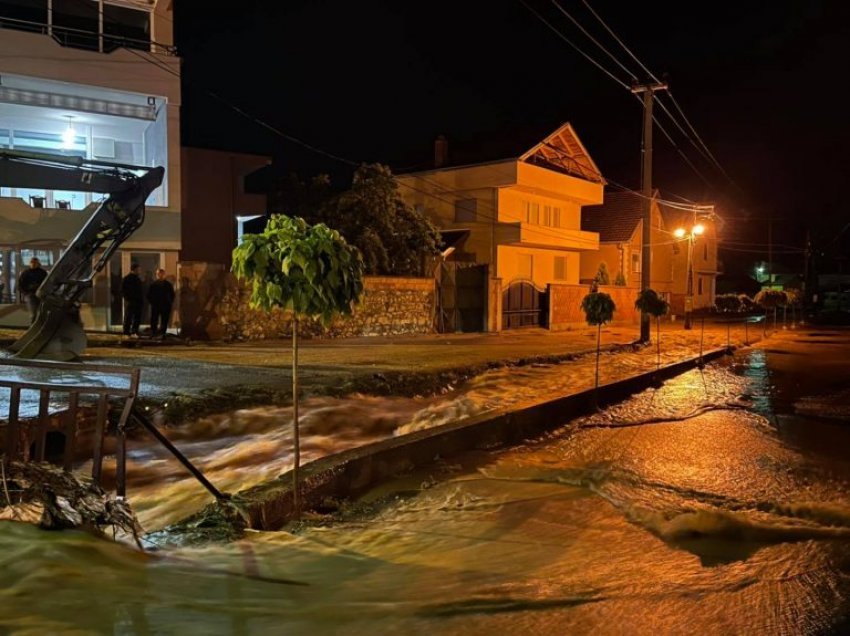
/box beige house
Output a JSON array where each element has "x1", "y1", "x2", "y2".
[
  {"x1": 397, "y1": 123, "x2": 604, "y2": 331},
  {"x1": 0, "y1": 0, "x2": 180, "y2": 330},
  {"x1": 581, "y1": 190, "x2": 719, "y2": 314}
]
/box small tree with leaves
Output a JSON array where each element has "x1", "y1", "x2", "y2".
[
  {"x1": 785, "y1": 288, "x2": 802, "y2": 327},
  {"x1": 581, "y1": 291, "x2": 616, "y2": 401},
  {"x1": 635, "y1": 289, "x2": 669, "y2": 369},
  {"x1": 614, "y1": 270, "x2": 627, "y2": 286},
  {"x1": 755, "y1": 289, "x2": 787, "y2": 335},
  {"x1": 232, "y1": 215, "x2": 365, "y2": 515},
  {"x1": 595, "y1": 262, "x2": 611, "y2": 286}
]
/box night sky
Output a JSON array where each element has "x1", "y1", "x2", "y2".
[{"x1": 174, "y1": 0, "x2": 850, "y2": 271}]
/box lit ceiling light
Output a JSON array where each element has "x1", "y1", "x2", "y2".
[{"x1": 61, "y1": 116, "x2": 76, "y2": 149}]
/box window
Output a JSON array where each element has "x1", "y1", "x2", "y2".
[
  {"x1": 542, "y1": 205, "x2": 552, "y2": 226},
  {"x1": 698, "y1": 277, "x2": 704, "y2": 295},
  {"x1": 522, "y1": 201, "x2": 540, "y2": 224},
  {"x1": 455, "y1": 198, "x2": 477, "y2": 222},
  {"x1": 554, "y1": 256, "x2": 567, "y2": 280},
  {"x1": 703, "y1": 243, "x2": 709, "y2": 261},
  {"x1": 518, "y1": 254, "x2": 533, "y2": 279},
  {"x1": 631, "y1": 252, "x2": 641, "y2": 274},
  {"x1": 552, "y1": 207, "x2": 562, "y2": 228}
]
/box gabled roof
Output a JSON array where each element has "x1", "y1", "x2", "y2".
[
  {"x1": 581, "y1": 190, "x2": 646, "y2": 242},
  {"x1": 401, "y1": 122, "x2": 604, "y2": 184},
  {"x1": 520, "y1": 123, "x2": 604, "y2": 184}
]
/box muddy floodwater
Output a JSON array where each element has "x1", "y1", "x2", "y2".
[{"x1": 2, "y1": 328, "x2": 850, "y2": 634}]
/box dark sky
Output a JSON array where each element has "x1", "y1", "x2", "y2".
[{"x1": 174, "y1": 0, "x2": 850, "y2": 269}]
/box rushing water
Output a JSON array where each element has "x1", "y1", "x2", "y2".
[{"x1": 3, "y1": 329, "x2": 850, "y2": 634}]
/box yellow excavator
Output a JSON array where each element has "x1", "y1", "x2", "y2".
[{"x1": 1, "y1": 150, "x2": 164, "y2": 361}]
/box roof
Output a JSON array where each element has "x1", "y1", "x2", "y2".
[
  {"x1": 402, "y1": 122, "x2": 604, "y2": 184},
  {"x1": 581, "y1": 190, "x2": 645, "y2": 242}
]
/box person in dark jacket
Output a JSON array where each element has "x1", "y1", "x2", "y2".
[
  {"x1": 147, "y1": 268, "x2": 175, "y2": 338},
  {"x1": 18, "y1": 257, "x2": 48, "y2": 323},
  {"x1": 121, "y1": 263, "x2": 144, "y2": 336}
]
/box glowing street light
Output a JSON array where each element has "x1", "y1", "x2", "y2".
[{"x1": 674, "y1": 224, "x2": 706, "y2": 330}]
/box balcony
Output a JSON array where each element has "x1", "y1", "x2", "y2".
[
  {"x1": 0, "y1": 14, "x2": 174, "y2": 56},
  {"x1": 518, "y1": 224, "x2": 599, "y2": 251}
]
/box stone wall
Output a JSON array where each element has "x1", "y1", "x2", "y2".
[
  {"x1": 548, "y1": 283, "x2": 639, "y2": 330},
  {"x1": 178, "y1": 262, "x2": 435, "y2": 341}
]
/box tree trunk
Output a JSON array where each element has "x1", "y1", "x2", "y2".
[
  {"x1": 292, "y1": 317, "x2": 301, "y2": 519},
  {"x1": 595, "y1": 323, "x2": 601, "y2": 394},
  {"x1": 744, "y1": 317, "x2": 748, "y2": 345},
  {"x1": 727, "y1": 321, "x2": 730, "y2": 349},
  {"x1": 699, "y1": 317, "x2": 705, "y2": 362},
  {"x1": 656, "y1": 317, "x2": 661, "y2": 370}
]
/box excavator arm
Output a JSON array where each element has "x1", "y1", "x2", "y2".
[{"x1": 2, "y1": 150, "x2": 164, "y2": 360}]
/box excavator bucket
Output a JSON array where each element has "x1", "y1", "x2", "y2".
[{"x1": 10, "y1": 300, "x2": 86, "y2": 362}]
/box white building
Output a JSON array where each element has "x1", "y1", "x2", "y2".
[{"x1": 0, "y1": 0, "x2": 180, "y2": 330}]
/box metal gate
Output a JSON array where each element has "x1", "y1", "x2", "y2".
[
  {"x1": 502, "y1": 280, "x2": 548, "y2": 329},
  {"x1": 437, "y1": 263, "x2": 487, "y2": 333}
]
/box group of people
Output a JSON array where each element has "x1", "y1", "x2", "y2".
[
  {"x1": 15, "y1": 257, "x2": 175, "y2": 339},
  {"x1": 121, "y1": 263, "x2": 175, "y2": 338}
]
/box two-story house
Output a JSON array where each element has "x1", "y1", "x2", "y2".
[
  {"x1": 397, "y1": 123, "x2": 603, "y2": 332},
  {"x1": 0, "y1": 0, "x2": 180, "y2": 330},
  {"x1": 581, "y1": 189, "x2": 719, "y2": 314}
]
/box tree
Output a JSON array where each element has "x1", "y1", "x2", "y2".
[
  {"x1": 595, "y1": 262, "x2": 611, "y2": 286},
  {"x1": 614, "y1": 270, "x2": 627, "y2": 286},
  {"x1": 635, "y1": 289, "x2": 669, "y2": 369},
  {"x1": 581, "y1": 291, "x2": 616, "y2": 401},
  {"x1": 785, "y1": 288, "x2": 803, "y2": 326},
  {"x1": 232, "y1": 215, "x2": 365, "y2": 516},
  {"x1": 755, "y1": 289, "x2": 787, "y2": 335},
  {"x1": 283, "y1": 164, "x2": 440, "y2": 276}
]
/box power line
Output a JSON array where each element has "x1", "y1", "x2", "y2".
[
  {"x1": 548, "y1": 0, "x2": 638, "y2": 81},
  {"x1": 578, "y1": 0, "x2": 660, "y2": 83},
  {"x1": 516, "y1": 0, "x2": 631, "y2": 90}
]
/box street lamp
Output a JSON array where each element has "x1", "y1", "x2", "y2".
[{"x1": 675, "y1": 224, "x2": 705, "y2": 330}]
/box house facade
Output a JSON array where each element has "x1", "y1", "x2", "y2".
[
  {"x1": 581, "y1": 190, "x2": 719, "y2": 315},
  {"x1": 397, "y1": 123, "x2": 603, "y2": 331},
  {"x1": 0, "y1": 0, "x2": 180, "y2": 330}
]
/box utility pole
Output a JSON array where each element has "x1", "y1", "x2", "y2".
[
  {"x1": 631, "y1": 79, "x2": 668, "y2": 343},
  {"x1": 768, "y1": 219, "x2": 773, "y2": 289}
]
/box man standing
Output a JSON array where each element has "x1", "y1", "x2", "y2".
[
  {"x1": 121, "y1": 262, "x2": 144, "y2": 336},
  {"x1": 147, "y1": 268, "x2": 175, "y2": 339},
  {"x1": 18, "y1": 257, "x2": 48, "y2": 323}
]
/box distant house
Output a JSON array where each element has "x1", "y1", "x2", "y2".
[
  {"x1": 581, "y1": 190, "x2": 719, "y2": 314},
  {"x1": 396, "y1": 123, "x2": 604, "y2": 332}
]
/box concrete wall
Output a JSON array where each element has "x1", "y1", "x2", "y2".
[
  {"x1": 180, "y1": 148, "x2": 270, "y2": 267},
  {"x1": 497, "y1": 244, "x2": 581, "y2": 288},
  {"x1": 549, "y1": 283, "x2": 639, "y2": 330}
]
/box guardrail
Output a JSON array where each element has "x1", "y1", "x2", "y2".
[
  {"x1": 0, "y1": 16, "x2": 176, "y2": 55},
  {"x1": 0, "y1": 357, "x2": 138, "y2": 496},
  {"x1": 0, "y1": 357, "x2": 225, "y2": 504}
]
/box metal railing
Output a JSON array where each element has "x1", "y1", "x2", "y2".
[
  {"x1": 0, "y1": 15, "x2": 176, "y2": 56},
  {"x1": 0, "y1": 357, "x2": 139, "y2": 496},
  {"x1": 0, "y1": 357, "x2": 226, "y2": 503}
]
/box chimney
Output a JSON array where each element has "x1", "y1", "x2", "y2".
[{"x1": 434, "y1": 134, "x2": 448, "y2": 168}]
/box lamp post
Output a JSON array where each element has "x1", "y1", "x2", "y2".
[{"x1": 674, "y1": 223, "x2": 705, "y2": 330}]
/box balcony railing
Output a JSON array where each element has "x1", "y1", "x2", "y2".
[{"x1": 0, "y1": 15, "x2": 176, "y2": 56}]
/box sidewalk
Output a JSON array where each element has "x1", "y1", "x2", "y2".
[{"x1": 2, "y1": 318, "x2": 771, "y2": 422}]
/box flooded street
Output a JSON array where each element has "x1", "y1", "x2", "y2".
[{"x1": 2, "y1": 328, "x2": 850, "y2": 634}]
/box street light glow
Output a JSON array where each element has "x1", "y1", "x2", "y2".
[
  {"x1": 674, "y1": 227, "x2": 686, "y2": 238},
  {"x1": 693, "y1": 224, "x2": 705, "y2": 236}
]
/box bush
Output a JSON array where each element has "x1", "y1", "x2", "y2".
[
  {"x1": 738, "y1": 294, "x2": 756, "y2": 312},
  {"x1": 595, "y1": 262, "x2": 611, "y2": 286},
  {"x1": 614, "y1": 271, "x2": 627, "y2": 286},
  {"x1": 635, "y1": 289, "x2": 669, "y2": 317},
  {"x1": 715, "y1": 293, "x2": 742, "y2": 313},
  {"x1": 581, "y1": 291, "x2": 616, "y2": 326}
]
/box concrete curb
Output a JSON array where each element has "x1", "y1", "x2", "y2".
[{"x1": 226, "y1": 346, "x2": 732, "y2": 532}]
